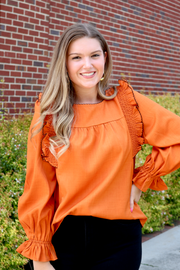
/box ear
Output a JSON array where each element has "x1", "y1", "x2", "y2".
[{"x1": 104, "y1": 51, "x2": 107, "y2": 63}]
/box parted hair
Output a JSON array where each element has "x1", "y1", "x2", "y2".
[{"x1": 32, "y1": 23, "x2": 117, "y2": 158}]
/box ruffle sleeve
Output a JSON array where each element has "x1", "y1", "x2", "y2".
[
  {"x1": 116, "y1": 80, "x2": 144, "y2": 157},
  {"x1": 16, "y1": 99, "x2": 58, "y2": 261},
  {"x1": 117, "y1": 80, "x2": 180, "y2": 192},
  {"x1": 132, "y1": 86, "x2": 180, "y2": 192}
]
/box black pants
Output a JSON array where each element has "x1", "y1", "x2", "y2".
[{"x1": 50, "y1": 215, "x2": 142, "y2": 270}]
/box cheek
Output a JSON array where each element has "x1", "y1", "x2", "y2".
[{"x1": 67, "y1": 62, "x2": 80, "y2": 80}]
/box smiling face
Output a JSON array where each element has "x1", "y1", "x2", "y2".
[{"x1": 66, "y1": 37, "x2": 106, "y2": 96}]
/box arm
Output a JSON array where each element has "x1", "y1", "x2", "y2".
[
  {"x1": 16, "y1": 100, "x2": 58, "y2": 262},
  {"x1": 132, "y1": 90, "x2": 180, "y2": 192}
]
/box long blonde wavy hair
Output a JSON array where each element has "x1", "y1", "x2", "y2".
[{"x1": 33, "y1": 23, "x2": 117, "y2": 159}]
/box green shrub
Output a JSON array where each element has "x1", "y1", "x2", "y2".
[
  {"x1": 0, "y1": 93, "x2": 180, "y2": 268},
  {"x1": 0, "y1": 115, "x2": 32, "y2": 269}
]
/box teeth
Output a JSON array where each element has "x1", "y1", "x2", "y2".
[{"x1": 81, "y1": 72, "x2": 94, "y2": 76}]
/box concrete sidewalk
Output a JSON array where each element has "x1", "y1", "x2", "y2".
[{"x1": 140, "y1": 225, "x2": 180, "y2": 270}]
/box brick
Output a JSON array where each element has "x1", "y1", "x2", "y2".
[
  {"x1": 22, "y1": 96, "x2": 31, "y2": 102},
  {"x1": 35, "y1": 37, "x2": 44, "y2": 43},
  {"x1": 0, "y1": 83, "x2": 9, "y2": 89},
  {"x1": 27, "y1": 91, "x2": 37, "y2": 96},
  {"x1": 29, "y1": 43, "x2": 38, "y2": 49},
  {"x1": 16, "y1": 53, "x2": 27, "y2": 59},
  {"x1": 31, "y1": 5, "x2": 40, "y2": 12},
  {"x1": 22, "y1": 72, "x2": 32, "y2": 77},
  {"x1": 18, "y1": 41, "x2": 28, "y2": 47},
  {"x1": 16, "y1": 78, "x2": 25, "y2": 84},
  {"x1": 40, "y1": 32, "x2": 49, "y2": 38},
  {"x1": 23, "y1": 48, "x2": 33, "y2": 54},
  {"x1": 7, "y1": 0, "x2": 18, "y2": 6},
  {"x1": 19, "y1": 2, "x2": 30, "y2": 9},
  {"x1": 27, "y1": 79, "x2": 36, "y2": 84},
  {"x1": 16, "y1": 66, "x2": 26, "y2": 71},
  {"x1": 0, "y1": 96, "x2": 8, "y2": 101},
  {"x1": 24, "y1": 35, "x2": 34, "y2": 42},
  {"x1": 16, "y1": 102, "x2": 25, "y2": 107},
  {"x1": 19, "y1": 15, "x2": 29, "y2": 22},
  {"x1": 12, "y1": 33, "x2": 23, "y2": 39},
  {"x1": 28, "y1": 54, "x2": 37, "y2": 60},
  {"x1": 29, "y1": 18, "x2": 39, "y2": 25},
  {"x1": 25, "y1": 23, "x2": 34, "y2": 29},
  {"x1": 22, "y1": 85, "x2": 31, "y2": 90},
  {"x1": 10, "y1": 97, "x2": 20, "y2": 102},
  {"x1": 4, "y1": 90, "x2": 14, "y2": 95},
  {"x1": 11, "y1": 71, "x2": 21, "y2": 77},
  {"x1": 18, "y1": 28, "x2": 28, "y2": 34},
  {"x1": 26, "y1": 0, "x2": 35, "y2": 4},
  {"x1": 0, "y1": 31, "x2": 11, "y2": 38},
  {"x1": 33, "y1": 73, "x2": 42, "y2": 78},
  {"x1": 0, "y1": 37, "x2": 4, "y2": 43},
  {"x1": 6, "y1": 13, "x2": 17, "y2": 19},
  {"x1": 41, "y1": 20, "x2": 49, "y2": 27},
  {"x1": 13, "y1": 21, "x2": 24, "y2": 27},
  {"x1": 36, "y1": 0, "x2": 46, "y2": 7},
  {"x1": 1, "y1": 4, "x2": 13, "y2": 12},
  {"x1": 1, "y1": 18, "x2": 12, "y2": 24},
  {"x1": 0, "y1": 64, "x2": 3, "y2": 69},
  {"x1": 0, "y1": 57, "x2": 10, "y2": 63},
  {"x1": 4, "y1": 77, "x2": 14, "y2": 83},
  {"x1": 15, "y1": 91, "x2": 25, "y2": 96},
  {"x1": 1, "y1": 44, "x2": 11, "y2": 50},
  {"x1": 0, "y1": 23, "x2": 5, "y2": 30},
  {"x1": 39, "y1": 56, "x2": 49, "y2": 62},
  {"x1": 33, "y1": 85, "x2": 42, "y2": 90},
  {"x1": 14, "y1": 8, "x2": 24, "y2": 15},
  {"x1": 4, "y1": 65, "x2": 15, "y2": 70},
  {"x1": 35, "y1": 25, "x2": 44, "y2": 31},
  {"x1": 36, "y1": 13, "x2": 45, "y2": 20},
  {"x1": 12, "y1": 46, "x2": 22, "y2": 52},
  {"x1": 41, "y1": 8, "x2": 49, "y2": 15},
  {"x1": 34, "y1": 61, "x2": 43, "y2": 67},
  {"x1": 22, "y1": 60, "x2": 32, "y2": 65},
  {"x1": 38, "y1": 68, "x2": 48, "y2": 73},
  {"x1": 25, "y1": 10, "x2": 35, "y2": 17},
  {"x1": 5, "y1": 51, "x2": 15, "y2": 57},
  {"x1": 6, "y1": 25, "x2": 17, "y2": 32},
  {"x1": 11, "y1": 59, "x2": 21, "y2": 65},
  {"x1": 27, "y1": 67, "x2": 37, "y2": 72},
  {"x1": 6, "y1": 39, "x2": 16, "y2": 45},
  {"x1": 34, "y1": 49, "x2": 43, "y2": 55},
  {"x1": 10, "y1": 84, "x2": 21, "y2": 90},
  {"x1": 29, "y1": 30, "x2": 39, "y2": 36}
]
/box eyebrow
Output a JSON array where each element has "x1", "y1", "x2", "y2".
[{"x1": 68, "y1": 50, "x2": 102, "y2": 56}]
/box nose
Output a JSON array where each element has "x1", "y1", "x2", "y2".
[{"x1": 83, "y1": 57, "x2": 93, "y2": 68}]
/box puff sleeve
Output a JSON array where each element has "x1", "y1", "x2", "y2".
[
  {"x1": 16, "y1": 100, "x2": 58, "y2": 262},
  {"x1": 132, "y1": 90, "x2": 180, "y2": 192}
]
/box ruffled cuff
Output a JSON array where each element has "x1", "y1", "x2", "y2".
[
  {"x1": 16, "y1": 239, "x2": 57, "y2": 262},
  {"x1": 133, "y1": 155, "x2": 168, "y2": 192}
]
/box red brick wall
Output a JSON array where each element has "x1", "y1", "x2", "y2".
[{"x1": 0, "y1": 0, "x2": 180, "y2": 116}]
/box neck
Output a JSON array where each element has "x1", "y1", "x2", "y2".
[{"x1": 73, "y1": 85, "x2": 103, "y2": 104}]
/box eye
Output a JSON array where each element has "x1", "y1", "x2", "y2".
[
  {"x1": 72, "y1": 56, "x2": 81, "y2": 60},
  {"x1": 92, "y1": 54, "x2": 100, "y2": 58}
]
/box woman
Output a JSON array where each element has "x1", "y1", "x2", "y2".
[{"x1": 17, "y1": 23, "x2": 180, "y2": 270}]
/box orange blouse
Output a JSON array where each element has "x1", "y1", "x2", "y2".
[{"x1": 17, "y1": 80, "x2": 180, "y2": 262}]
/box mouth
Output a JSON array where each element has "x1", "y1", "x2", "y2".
[{"x1": 80, "y1": 71, "x2": 96, "y2": 78}]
